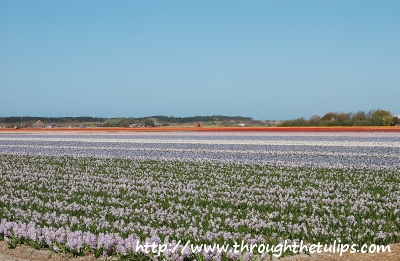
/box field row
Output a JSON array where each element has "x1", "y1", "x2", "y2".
[
  {"x1": 0, "y1": 132, "x2": 399, "y2": 169},
  {"x1": 0, "y1": 132, "x2": 399, "y2": 260},
  {"x1": 2, "y1": 126, "x2": 400, "y2": 133}
]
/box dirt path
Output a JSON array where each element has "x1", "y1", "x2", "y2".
[{"x1": 1, "y1": 241, "x2": 399, "y2": 261}]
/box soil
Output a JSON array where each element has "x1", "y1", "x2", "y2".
[
  {"x1": 1, "y1": 241, "x2": 399, "y2": 261},
  {"x1": 0, "y1": 241, "x2": 103, "y2": 261}
]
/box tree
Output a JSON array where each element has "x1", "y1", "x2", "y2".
[
  {"x1": 124, "y1": 118, "x2": 135, "y2": 126},
  {"x1": 383, "y1": 115, "x2": 394, "y2": 126},
  {"x1": 353, "y1": 111, "x2": 367, "y2": 121},
  {"x1": 336, "y1": 112, "x2": 352, "y2": 125},
  {"x1": 393, "y1": 116, "x2": 400, "y2": 126},
  {"x1": 309, "y1": 115, "x2": 321, "y2": 126},
  {"x1": 371, "y1": 110, "x2": 392, "y2": 126},
  {"x1": 144, "y1": 118, "x2": 155, "y2": 127},
  {"x1": 277, "y1": 118, "x2": 309, "y2": 127}
]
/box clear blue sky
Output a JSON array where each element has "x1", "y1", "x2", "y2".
[{"x1": 1, "y1": 0, "x2": 399, "y2": 119}]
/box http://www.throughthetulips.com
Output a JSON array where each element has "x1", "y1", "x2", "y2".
[{"x1": 131, "y1": 239, "x2": 391, "y2": 257}]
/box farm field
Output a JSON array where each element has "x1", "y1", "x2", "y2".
[{"x1": 0, "y1": 131, "x2": 399, "y2": 261}]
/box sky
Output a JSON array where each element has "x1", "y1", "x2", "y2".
[{"x1": 1, "y1": 0, "x2": 399, "y2": 120}]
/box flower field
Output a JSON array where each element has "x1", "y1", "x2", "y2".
[{"x1": 0, "y1": 131, "x2": 399, "y2": 260}]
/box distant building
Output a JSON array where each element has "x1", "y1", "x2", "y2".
[
  {"x1": 129, "y1": 124, "x2": 138, "y2": 128},
  {"x1": 239, "y1": 123, "x2": 246, "y2": 127},
  {"x1": 32, "y1": 120, "x2": 45, "y2": 128}
]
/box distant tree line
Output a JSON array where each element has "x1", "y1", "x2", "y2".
[
  {"x1": 0, "y1": 115, "x2": 253, "y2": 127},
  {"x1": 0, "y1": 116, "x2": 106, "y2": 124},
  {"x1": 135, "y1": 115, "x2": 253, "y2": 123},
  {"x1": 97, "y1": 115, "x2": 254, "y2": 127},
  {"x1": 278, "y1": 110, "x2": 399, "y2": 127}
]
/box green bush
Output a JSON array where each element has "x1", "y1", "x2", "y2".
[{"x1": 353, "y1": 120, "x2": 372, "y2": 126}]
